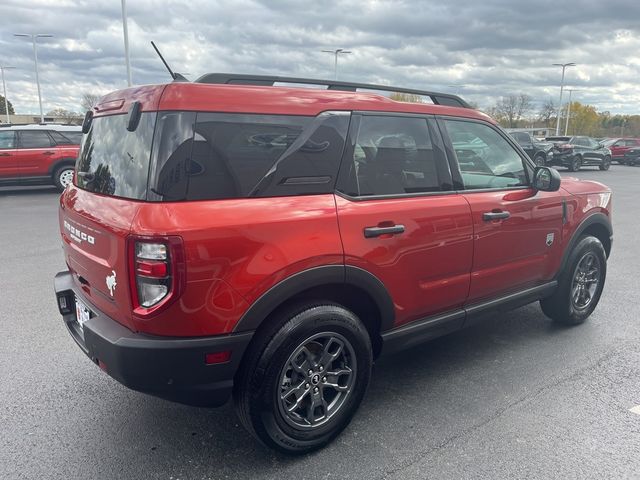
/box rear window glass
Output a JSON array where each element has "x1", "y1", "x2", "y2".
[
  {"x1": 186, "y1": 113, "x2": 311, "y2": 200},
  {"x1": 76, "y1": 112, "x2": 156, "y2": 199}
]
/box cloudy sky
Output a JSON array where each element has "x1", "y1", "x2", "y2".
[{"x1": 1, "y1": 0, "x2": 639, "y2": 116}]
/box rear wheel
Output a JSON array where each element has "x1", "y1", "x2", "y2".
[
  {"x1": 599, "y1": 156, "x2": 611, "y2": 171},
  {"x1": 234, "y1": 303, "x2": 372, "y2": 454},
  {"x1": 53, "y1": 165, "x2": 74, "y2": 191},
  {"x1": 541, "y1": 235, "x2": 606, "y2": 325},
  {"x1": 568, "y1": 155, "x2": 582, "y2": 172}
]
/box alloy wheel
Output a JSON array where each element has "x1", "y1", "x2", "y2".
[
  {"x1": 571, "y1": 252, "x2": 601, "y2": 310},
  {"x1": 277, "y1": 332, "x2": 357, "y2": 429}
]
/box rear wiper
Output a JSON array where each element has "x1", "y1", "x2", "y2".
[{"x1": 77, "y1": 172, "x2": 95, "y2": 182}]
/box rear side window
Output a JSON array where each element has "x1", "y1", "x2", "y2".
[
  {"x1": 49, "y1": 130, "x2": 81, "y2": 145},
  {"x1": 443, "y1": 119, "x2": 528, "y2": 190},
  {"x1": 76, "y1": 112, "x2": 156, "y2": 199},
  {"x1": 337, "y1": 115, "x2": 450, "y2": 197},
  {"x1": 0, "y1": 131, "x2": 15, "y2": 149},
  {"x1": 150, "y1": 112, "x2": 349, "y2": 201},
  {"x1": 18, "y1": 131, "x2": 53, "y2": 148},
  {"x1": 186, "y1": 114, "x2": 311, "y2": 200}
]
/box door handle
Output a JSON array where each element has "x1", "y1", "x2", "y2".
[
  {"x1": 0, "y1": 152, "x2": 10, "y2": 156},
  {"x1": 482, "y1": 211, "x2": 510, "y2": 221},
  {"x1": 364, "y1": 224, "x2": 405, "y2": 238},
  {"x1": 43, "y1": 151, "x2": 55, "y2": 156}
]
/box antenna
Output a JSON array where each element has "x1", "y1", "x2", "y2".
[{"x1": 150, "y1": 41, "x2": 188, "y2": 82}]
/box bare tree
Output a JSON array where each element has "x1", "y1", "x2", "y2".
[
  {"x1": 495, "y1": 94, "x2": 532, "y2": 128},
  {"x1": 538, "y1": 98, "x2": 556, "y2": 127},
  {"x1": 46, "y1": 108, "x2": 81, "y2": 124},
  {"x1": 80, "y1": 93, "x2": 101, "y2": 112}
]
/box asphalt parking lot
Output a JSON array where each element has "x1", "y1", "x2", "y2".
[{"x1": 1, "y1": 166, "x2": 639, "y2": 480}]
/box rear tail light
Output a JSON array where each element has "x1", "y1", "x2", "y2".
[{"x1": 127, "y1": 236, "x2": 185, "y2": 316}]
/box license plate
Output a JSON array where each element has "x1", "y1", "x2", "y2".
[{"x1": 75, "y1": 298, "x2": 91, "y2": 330}]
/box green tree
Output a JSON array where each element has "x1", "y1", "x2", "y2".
[
  {"x1": 566, "y1": 102, "x2": 599, "y2": 136},
  {"x1": 0, "y1": 94, "x2": 15, "y2": 115}
]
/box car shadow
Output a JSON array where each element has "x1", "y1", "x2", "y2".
[
  {"x1": 0, "y1": 186, "x2": 59, "y2": 195},
  {"x1": 94, "y1": 303, "x2": 580, "y2": 475}
]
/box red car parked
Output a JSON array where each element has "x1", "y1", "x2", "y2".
[
  {"x1": 602, "y1": 137, "x2": 640, "y2": 163},
  {"x1": 0, "y1": 125, "x2": 81, "y2": 190},
  {"x1": 54, "y1": 75, "x2": 612, "y2": 454}
]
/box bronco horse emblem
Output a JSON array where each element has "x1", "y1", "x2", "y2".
[{"x1": 106, "y1": 270, "x2": 117, "y2": 297}]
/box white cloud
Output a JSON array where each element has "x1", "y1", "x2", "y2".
[{"x1": 0, "y1": 0, "x2": 639, "y2": 114}]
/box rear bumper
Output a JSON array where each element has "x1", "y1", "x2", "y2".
[
  {"x1": 54, "y1": 270, "x2": 253, "y2": 407},
  {"x1": 547, "y1": 152, "x2": 573, "y2": 167}
]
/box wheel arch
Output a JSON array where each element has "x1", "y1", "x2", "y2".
[
  {"x1": 232, "y1": 265, "x2": 395, "y2": 358},
  {"x1": 48, "y1": 158, "x2": 77, "y2": 176},
  {"x1": 559, "y1": 213, "x2": 612, "y2": 275}
]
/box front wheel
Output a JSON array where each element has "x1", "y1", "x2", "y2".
[
  {"x1": 53, "y1": 165, "x2": 74, "y2": 191},
  {"x1": 233, "y1": 303, "x2": 372, "y2": 454},
  {"x1": 568, "y1": 155, "x2": 582, "y2": 172},
  {"x1": 599, "y1": 156, "x2": 611, "y2": 171},
  {"x1": 541, "y1": 235, "x2": 607, "y2": 325}
]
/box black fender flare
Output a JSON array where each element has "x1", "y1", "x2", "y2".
[
  {"x1": 558, "y1": 212, "x2": 612, "y2": 275},
  {"x1": 232, "y1": 265, "x2": 395, "y2": 333},
  {"x1": 48, "y1": 158, "x2": 77, "y2": 176}
]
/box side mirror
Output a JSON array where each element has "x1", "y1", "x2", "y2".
[{"x1": 533, "y1": 166, "x2": 561, "y2": 192}]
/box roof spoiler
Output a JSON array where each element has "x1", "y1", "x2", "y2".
[{"x1": 194, "y1": 73, "x2": 470, "y2": 108}]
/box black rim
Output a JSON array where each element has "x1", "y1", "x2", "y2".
[
  {"x1": 277, "y1": 332, "x2": 356, "y2": 429},
  {"x1": 571, "y1": 252, "x2": 601, "y2": 310}
]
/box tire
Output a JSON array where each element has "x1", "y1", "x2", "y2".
[
  {"x1": 599, "y1": 156, "x2": 611, "y2": 171},
  {"x1": 233, "y1": 303, "x2": 373, "y2": 454},
  {"x1": 568, "y1": 155, "x2": 581, "y2": 172},
  {"x1": 541, "y1": 235, "x2": 607, "y2": 325},
  {"x1": 533, "y1": 154, "x2": 546, "y2": 167},
  {"x1": 53, "y1": 165, "x2": 74, "y2": 191}
]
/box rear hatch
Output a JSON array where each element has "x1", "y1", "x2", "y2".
[
  {"x1": 546, "y1": 136, "x2": 573, "y2": 155},
  {"x1": 60, "y1": 105, "x2": 158, "y2": 332}
]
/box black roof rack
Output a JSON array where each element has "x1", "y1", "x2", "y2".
[{"x1": 194, "y1": 73, "x2": 471, "y2": 109}]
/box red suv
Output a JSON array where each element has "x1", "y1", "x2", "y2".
[
  {"x1": 602, "y1": 137, "x2": 640, "y2": 164},
  {"x1": 53, "y1": 75, "x2": 612, "y2": 454},
  {"x1": 0, "y1": 125, "x2": 81, "y2": 190}
]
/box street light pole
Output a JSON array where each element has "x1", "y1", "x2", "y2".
[
  {"x1": 553, "y1": 62, "x2": 576, "y2": 136},
  {"x1": 121, "y1": 0, "x2": 132, "y2": 86},
  {"x1": 0, "y1": 65, "x2": 16, "y2": 124},
  {"x1": 564, "y1": 89, "x2": 579, "y2": 136},
  {"x1": 321, "y1": 49, "x2": 352, "y2": 80},
  {"x1": 14, "y1": 33, "x2": 53, "y2": 123}
]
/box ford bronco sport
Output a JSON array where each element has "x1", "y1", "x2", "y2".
[{"x1": 54, "y1": 75, "x2": 612, "y2": 454}]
